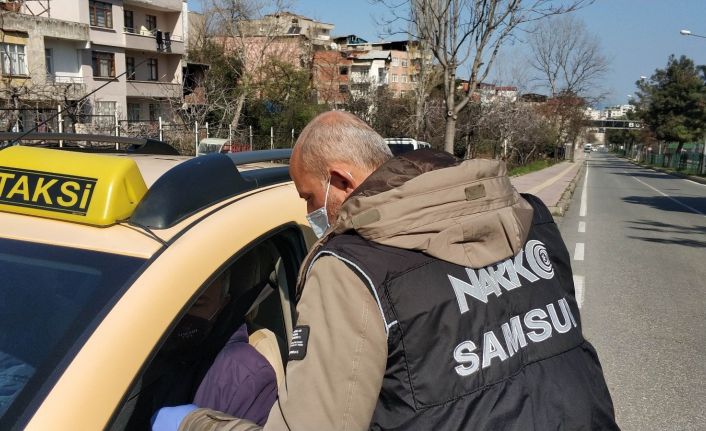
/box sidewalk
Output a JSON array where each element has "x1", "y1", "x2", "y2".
[{"x1": 510, "y1": 152, "x2": 585, "y2": 215}]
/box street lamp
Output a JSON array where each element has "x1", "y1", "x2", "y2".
[{"x1": 680, "y1": 29, "x2": 706, "y2": 39}]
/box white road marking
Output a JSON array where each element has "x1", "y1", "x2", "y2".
[
  {"x1": 633, "y1": 164, "x2": 706, "y2": 188},
  {"x1": 578, "y1": 221, "x2": 586, "y2": 233},
  {"x1": 684, "y1": 178, "x2": 706, "y2": 188},
  {"x1": 574, "y1": 243, "x2": 585, "y2": 261},
  {"x1": 580, "y1": 165, "x2": 589, "y2": 217},
  {"x1": 573, "y1": 275, "x2": 585, "y2": 309},
  {"x1": 625, "y1": 171, "x2": 706, "y2": 217}
]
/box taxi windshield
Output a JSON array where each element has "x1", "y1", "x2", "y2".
[{"x1": 0, "y1": 238, "x2": 146, "y2": 426}]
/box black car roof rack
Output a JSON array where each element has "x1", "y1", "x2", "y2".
[
  {"x1": 226, "y1": 149, "x2": 292, "y2": 166},
  {"x1": 0, "y1": 132, "x2": 180, "y2": 155},
  {"x1": 130, "y1": 150, "x2": 292, "y2": 229}
]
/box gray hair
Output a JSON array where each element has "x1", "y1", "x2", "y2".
[{"x1": 295, "y1": 111, "x2": 392, "y2": 180}]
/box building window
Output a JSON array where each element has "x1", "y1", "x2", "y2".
[
  {"x1": 145, "y1": 15, "x2": 157, "y2": 33},
  {"x1": 124, "y1": 10, "x2": 134, "y2": 33},
  {"x1": 392, "y1": 58, "x2": 399, "y2": 67},
  {"x1": 95, "y1": 101, "x2": 116, "y2": 128},
  {"x1": 401, "y1": 59, "x2": 408, "y2": 67},
  {"x1": 92, "y1": 51, "x2": 115, "y2": 78},
  {"x1": 127, "y1": 103, "x2": 140, "y2": 122},
  {"x1": 391, "y1": 74, "x2": 398, "y2": 83},
  {"x1": 1, "y1": 43, "x2": 27, "y2": 76},
  {"x1": 411, "y1": 74, "x2": 418, "y2": 83},
  {"x1": 148, "y1": 58, "x2": 158, "y2": 81},
  {"x1": 89, "y1": 1, "x2": 113, "y2": 29},
  {"x1": 339, "y1": 66, "x2": 349, "y2": 76},
  {"x1": 148, "y1": 103, "x2": 160, "y2": 122},
  {"x1": 339, "y1": 84, "x2": 349, "y2": 94},
  {"x1": 401, "y1": 75, "x2": 407, "y2": 83},
  {"x1": 126, "y1": 56, "x2": 135, "y2": 80},
  {"x1": 45, "y1": 48, "x2": 54, "y2": 76}
]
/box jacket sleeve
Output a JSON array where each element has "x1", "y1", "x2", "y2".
[{"x1": 178, "y1": 256, "x2": 389, "y2": 431}]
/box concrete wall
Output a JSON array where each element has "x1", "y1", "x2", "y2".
[{"x1": 28, "y1": 0, "x2": 86, "y2": 24}]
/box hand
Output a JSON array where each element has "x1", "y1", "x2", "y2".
[{"x1": 151, "y1": 404, "x2": 198, "y2": 431}]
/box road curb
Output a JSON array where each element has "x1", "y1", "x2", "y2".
[
  {"x1": 549, "y1": 161, "x2": 585, "y2": 217},
  {"x1": 626, "y1": 159, "x2": 706, "y2": 185}
]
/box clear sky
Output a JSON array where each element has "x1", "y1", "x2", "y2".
[{"x1": 188, "y1": 0, "x2": 706, "y2": 108}]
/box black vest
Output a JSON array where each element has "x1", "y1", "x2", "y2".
[{"x1": 315, "y1": 194, "x2": 618, "y2": 430}]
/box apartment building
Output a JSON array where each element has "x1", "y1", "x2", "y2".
[
  {"x1": 312, "y1": 50, "x2": 351, "y2": 106},
  {"x1": 21, "y1": 0, "x2": 186, "y2": 123},
  {"x1": 240, "y1": 12, "x2": 334, "y2": 48},
  {"x1": 0, "y1": 7, "x2": 89, "y2": 130},
  {"x1": 387, "y1": 50, "x2": 415, "y2": 96},
  {"x1": 458, "y1": 81, "x2": 519, "y2": 105},
  {"x1": 604, "y1": 104, "x2": 634, "y2": 119},
  {"x1": 323, "y1": 37, "x2": 425, "y2": 102}
]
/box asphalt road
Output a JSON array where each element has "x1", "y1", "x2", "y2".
[{"x1": 558, "y1": 152, "x2": 706, "y2": 431}]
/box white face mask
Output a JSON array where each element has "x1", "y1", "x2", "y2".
[{"x1": 305, "y1": 179, "x2": 331, "y2": 239}]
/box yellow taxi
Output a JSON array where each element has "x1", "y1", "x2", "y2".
[{"x1": 0, "y1": 141, "x2": 313, "y2": 430}]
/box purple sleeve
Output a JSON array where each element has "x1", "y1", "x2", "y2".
[{"x1": 193, "y1": 343, "x2": 278, "y2": 426}]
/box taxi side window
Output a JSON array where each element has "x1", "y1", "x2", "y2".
[{"x1": 109, "y1": 227, "x2": 305, "y2": 431}]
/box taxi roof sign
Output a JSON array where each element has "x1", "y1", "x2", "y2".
[{"x1": 0, "y1": 146, "x2": 147, "y2": 226}]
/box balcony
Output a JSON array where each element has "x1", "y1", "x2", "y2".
[
  {"x1": 123, "y1": 0, "x2": 182, "y2": 12},
  {"x1": 45, "y1": 74, "x2": 86, "y2": 98},
  {"x1": 46, "y1": 74, "x2": 84, "y2": 85},
  {"x1": 126, "y1": 80, "x2": 181, "y2": 99},
  {"x1": 124, "y1": 29, "x2": 184, "y2": 55}
]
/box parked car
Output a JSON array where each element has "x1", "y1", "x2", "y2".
[
  {"x1": 0, "y1": 143, "x2": 312, "y2": 430},
  {"x1": 384, "y1": 138, "x2": 431, "y2": 155},
  {"x1": 197, "y1": 138, "x2": 250, "y2": 156},
  {"x1": 584, "y1": 144, "x2": 593, "y2": 153}
]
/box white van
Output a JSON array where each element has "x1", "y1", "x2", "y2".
[{"x1": 384, "y1": 138, "x2": 432, "y2": 155}]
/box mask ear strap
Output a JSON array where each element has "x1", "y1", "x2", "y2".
[{"x1": 323, "y1": 178, "x2": 331, "y2": 208}]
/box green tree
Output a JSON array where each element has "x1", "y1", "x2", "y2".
[
  {"x1": 636, "y1": 55, "x2": 706, "y2": 157},
  {"x1": 246, "y1": 60, "x2": 325, "y2": 144}
]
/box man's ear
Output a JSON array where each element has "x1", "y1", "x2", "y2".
[{"x1": 329, "y1": 168, "x2": 357, "y2": 194}]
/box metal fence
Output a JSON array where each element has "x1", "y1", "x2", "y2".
[
  {"x1": 0, "y1": 108, "x2": 304, "y2": 156},
  {"x1": 645, "y1": 152, "x2": 705, "y2": 175},
  {"x1": 627, "y1": 141, "x2": 706, "y2": 176}
]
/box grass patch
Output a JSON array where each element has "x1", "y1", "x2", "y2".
[{"x1": 509, "y1": 159, "x2": 555, "y2": 176}]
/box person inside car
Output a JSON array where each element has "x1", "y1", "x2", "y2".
[{"x1": 153, "y1": 254, "x2": 283, "y2": 430}]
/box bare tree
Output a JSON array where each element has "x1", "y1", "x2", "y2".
[
  {"x1": 375, "y1": 0, "x2": 591, "y2": 154},
  {"x1": 528, "y1": 15, "x2": 607, "y2": 99},
  {"x1": 528, "y1": 14, "x2": 608, "y2": 160}
]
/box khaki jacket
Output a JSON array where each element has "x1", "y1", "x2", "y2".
[{"x1": 180, "y1": 150, "x2": 533, "y2": 431}]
